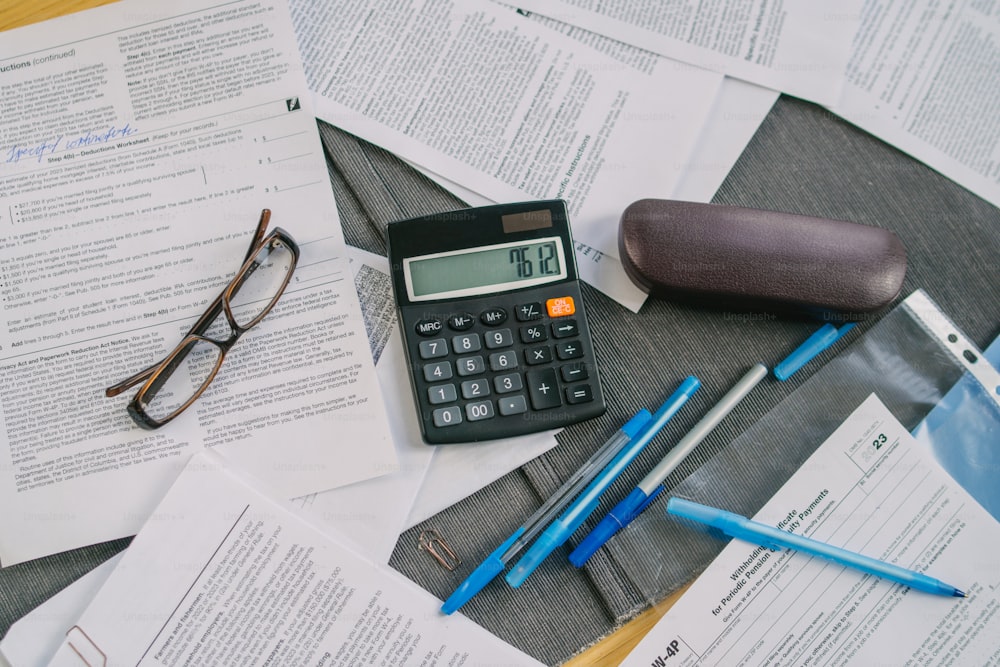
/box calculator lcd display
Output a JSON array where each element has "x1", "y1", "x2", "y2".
[{"x1": 404, "y1": 236, "x2": 567, "y2": 301}]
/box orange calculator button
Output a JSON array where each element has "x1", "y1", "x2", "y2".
[{"x1": 546, "y1": 296, "x2": 576, "y2": 318}]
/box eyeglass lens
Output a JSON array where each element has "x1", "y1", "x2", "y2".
[
  {"x1": 139, "y1": 236, "x2": 295, "y2": 423},
  {"x1": 229, "y1": 237, "x2": 296, "y2": 328}
]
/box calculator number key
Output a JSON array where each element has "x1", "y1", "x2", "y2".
[
  {"x1": 493, "y1": 373, "x2": 524, "y2": 394},
  {"x1": 465, "y1": 401, "x2": 495, "y2": 421},
  {"x1": 423, "y1": 361, "x2": 453, "y2": 382},
  {"x1": 489, "y1": 350, "x2": 518, "y2": 371},
  {"x1": 433, "y1": 406, "x2": 463, "y2": 427},
  {"x1": 452, "y1": 333, "x2": 482, "y2": 354},
  {"x1": 461, "y1": 378, "x2": 491, "y2": 399},
  {"x1": 484, "y1": 328, "x2": 514, "y2": 349},
  {"x1": 456, "y1": 356, "x2": 485, "y2": 376},
  {"x1": 494, "y1": 372, "x2": 523, "y2": 393},
  {"x1": 418, "y1": 338, "x2": 448, "y2": 359},
  {"x1": 428, "y1": 384, "x2": 457, "y2": 405}
]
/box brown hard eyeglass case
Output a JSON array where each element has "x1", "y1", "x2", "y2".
[{"x1": 618, "y1": 199, "x2": 907, "y2": 315}]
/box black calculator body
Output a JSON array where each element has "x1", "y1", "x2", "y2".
[{"x1": 387, "y1": 200, "x2": 606, "y2": 444}]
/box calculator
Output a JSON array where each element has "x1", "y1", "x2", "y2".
[{"x1": 387, "y1": 200, "x2": 606, "y2": 444}]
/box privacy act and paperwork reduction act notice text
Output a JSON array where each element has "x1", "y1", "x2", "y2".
[
  {"x1": 0, "y1": 0, "x2": 396, "y2": 566},
  {"x1": 44, "y1": 450, "x2": 543, "y2": 667},
  {"x1": 622, "y1": 394, "x2": 1000, "y2": 666}
]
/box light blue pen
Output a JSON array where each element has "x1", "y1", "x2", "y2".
[
  {"x1": 505, "y1": 376, "x2": 701, "y2": 588},
  {"x1": 570, "y1": 364, "x2": 767, "y2": 567},
  {"x1": 440, "y1": 409, "x2": 653, "y2": 614},
  {"x1": 774, "y1": 323, "x2": 856, "y2": 381},
  {"x1": 668, "y1": 497, "x2": 965, "y2": 598}
]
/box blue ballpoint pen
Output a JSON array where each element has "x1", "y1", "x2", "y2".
[
  {"x1": 570, "y1": 364, "x2": 767, "y2": 567},
  {"x1": 505, "y1": 376, "x2": 701, "y2": 588},
  {"x1": 439, "y1": 409, "x2": 654, "y2": 614},
  {"x1": 668, "y1": 497, "x2": 966, "y2": 598}
]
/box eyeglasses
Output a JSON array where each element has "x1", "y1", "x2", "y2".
[{"x1": 106, "y1": 209, "x2": 299, "y2": 429}]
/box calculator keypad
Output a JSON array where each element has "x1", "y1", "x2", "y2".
[{"x1": 401, "y1": 282, "x2": 604, "y2": 443}]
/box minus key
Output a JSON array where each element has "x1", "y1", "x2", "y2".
[{"x1": 561, "y1": 363, "x2": 589, "y2": 382}]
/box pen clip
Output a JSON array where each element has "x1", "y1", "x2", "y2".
[
  {"x1": 757, "y1": 537, "x2": 785, "y2": 552},
  {"x1": 419, "y1": 529, "x2": 462, "y2": 571}
]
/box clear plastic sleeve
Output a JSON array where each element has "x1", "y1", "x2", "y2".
[{"x1": 608, "y1": 289, "x2": 1000, "y2": 606}]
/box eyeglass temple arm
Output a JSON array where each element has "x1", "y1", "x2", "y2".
[
  {"x1": 243, "y1": 209, "x2": 271, "y2": 263},
  {"x1": 104, "y1": 209, "x2": 271, "y2": 398}
]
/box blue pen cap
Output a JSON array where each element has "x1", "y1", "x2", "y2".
[
  {"x1": 569, "y1": 486, "x2": 650, "y2": 567},
  {"x1": 441, "y1": 557, "x2": 506, "y2": 614},
  {"x1": 621, "y1": 410, "x2": 653, "y2": 438},
  {"x1": 568, "y1": 513, "x2": 619, "y2": 567},
  {"x1": 441, "y1": 527, "x2": 524, "y2": 615},
  {"x1": 774, "y1": 323, "x2": 856, "y2": 381}
]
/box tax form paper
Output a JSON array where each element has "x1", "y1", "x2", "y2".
[
  {"x1": 622, "y1": 395, "x2": 1000, "y2": 666},
  {"x1": 0, "y1": 0, "x2": 395, "y2": 565},
  {"x1": 44, "y1": 451, "x2": 542, "y2": 667}
]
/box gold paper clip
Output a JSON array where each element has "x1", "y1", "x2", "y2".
[
  {"x1": 419, "y1": 529, "x2": 461, "y2": 571},
  {"x1": 66, "y1": 625, "x2": 107, "y2": 667}
]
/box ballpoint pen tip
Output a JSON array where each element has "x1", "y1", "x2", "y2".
[{"x1": 954, "y1": 589, "x2": 966, "y2": 598}]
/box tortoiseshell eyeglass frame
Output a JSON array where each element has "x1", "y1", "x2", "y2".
[{"x1": 105, "y1": 209, "x2": 299, "y2": 429}]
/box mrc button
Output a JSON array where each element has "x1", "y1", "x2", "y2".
[{"x1": 415, "y1": 317, "x2": 443, "y2": 336}]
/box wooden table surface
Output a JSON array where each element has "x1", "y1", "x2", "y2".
[{"x1": 0, "y1": 2, "x2": 686, "y2": 663}]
